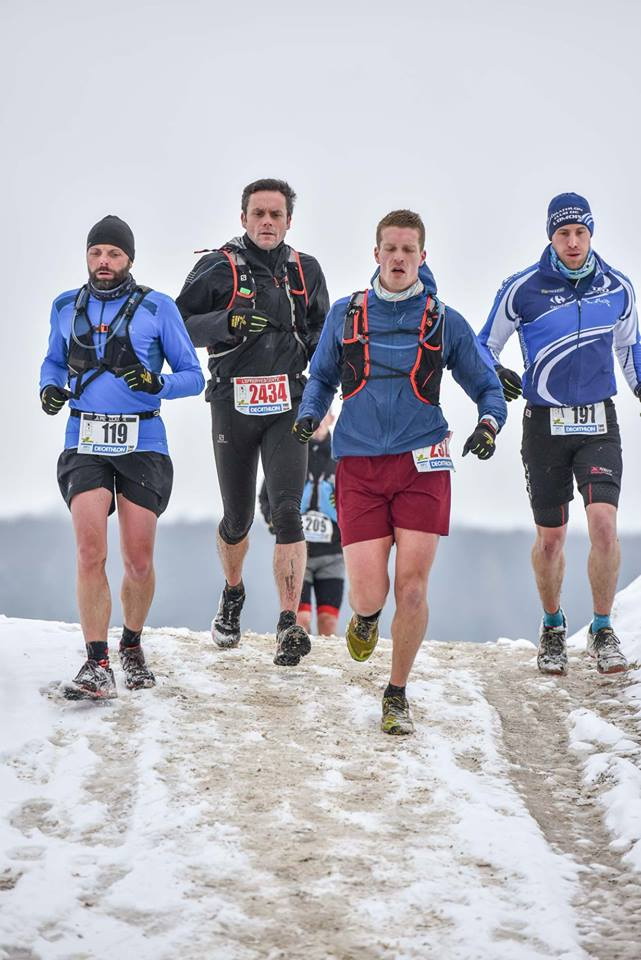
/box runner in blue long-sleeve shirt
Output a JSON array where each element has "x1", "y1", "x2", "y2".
[{"x1": 40, "y1": 215, "x2": 205, "y2": 699}]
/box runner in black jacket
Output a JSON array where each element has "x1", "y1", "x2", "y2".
[
  {"x1": 177, "y1": 178, "x2": 330, "y2": 666},
  {"x1": 260, "y1": 414, "x2": 344, "y2": 637}
]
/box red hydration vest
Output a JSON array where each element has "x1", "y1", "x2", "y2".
[{"x1": 341, "y1": 290, "x2": 445, "y2": 403}]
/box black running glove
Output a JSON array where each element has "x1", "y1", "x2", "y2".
[
  {"x1": 228, "y1": 307, "x2": 270, "y2": 336},
  {"x1": 41, "y1": 384, "x2": 69, "y2": 415},
  {"x1": 292, "y1": 417, "x2": 319, "y2": 444},
  {"x1": 117, "y1": 364, "x2": 164, "y2": 394},
  {"x1": 462, "y1": 419, "x2": 497, "y2": 460},
  {"x1": 496, "y1": 365, "x2": 523, "y2": 401}
]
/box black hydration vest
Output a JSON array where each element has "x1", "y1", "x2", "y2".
[
  {"x1": 66, "y1": 284, "x2": 151, "y2": 398},
  {"x1": 340, "y1": 290, "x2": 445, "y2": 403}
]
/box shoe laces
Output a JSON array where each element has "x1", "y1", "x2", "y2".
[
  {"x1": 540, "y1": 628, "x2": 565, "y2": 656},
  {"x1": 592, "y1": 627, "x2": 620, "y2": 651},
  {"x1": 354, "y1": 616, "x2": 377, "y2": 642},
  {"x1": 384, "y1": 694, "x2": 408, "y2": 714},
  {"x1": 219, "y1": 589, "x2": 244, "y2": 624}
]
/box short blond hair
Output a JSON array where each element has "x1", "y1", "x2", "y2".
[{"x1": 376, "y1": 209, "x2": 425, "y2": 249}]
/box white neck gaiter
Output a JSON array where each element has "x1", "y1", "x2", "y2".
[{"x1": 373, "y1": 275, "x2": 424, "y2": 302}]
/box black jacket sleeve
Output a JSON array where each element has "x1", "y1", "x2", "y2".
[
  {"x1": 299, "y1": 253, "x2": 330, "y2": 358},
  {"x1": 176, "y1": 253, "x2": 241, "y2": 349}
]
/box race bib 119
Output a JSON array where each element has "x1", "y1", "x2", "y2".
[{"x1": 77, "y1": 413, "x2": 139, "y2": 456}]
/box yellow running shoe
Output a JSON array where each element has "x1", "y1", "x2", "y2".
[
  {"x1": 345, "y1": 613, "x2": 380, "y2": 662},
  {"x1": 381, "y1": 694, "x2": 414, "y2": 736}
]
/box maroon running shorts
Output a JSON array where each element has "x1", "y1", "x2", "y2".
[{"x1": 335, "y1": 453, "x2": 451, "y2": 546}]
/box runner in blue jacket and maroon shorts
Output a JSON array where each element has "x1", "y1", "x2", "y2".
[{"x1": 294, "y1": 209, "x2": 507, "y2": 736}]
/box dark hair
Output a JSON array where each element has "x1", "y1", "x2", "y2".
[
  {"x1": 241, "y1": 179, "x2": 297, "y2": 217},
  {"x1": 376, "y1": 209, "x2": 425, "y2": 249}
]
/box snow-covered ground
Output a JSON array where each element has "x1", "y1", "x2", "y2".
[{"x1": 1, "y1": 580, "x2": 641, "y2": 960}]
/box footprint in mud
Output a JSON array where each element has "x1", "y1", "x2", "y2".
[
  {"x1": 0, "y1": 868, "x2": 23, "y2": 890},
  {"x1": 5, "y1": 845, "x2": 46, "y2": 862},
  {"x1": 10, "y1": 799, "x2": 67, "y2": 839}
]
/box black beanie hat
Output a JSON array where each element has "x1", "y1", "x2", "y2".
[{"x1": 86, "y1": 215, "x2": 135, "y2": 261}]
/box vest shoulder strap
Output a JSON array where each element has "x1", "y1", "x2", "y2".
[{"x1": 343, "y1": 290, "x2": 368, "y2": 342}]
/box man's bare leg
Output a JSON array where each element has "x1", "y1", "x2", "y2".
[
  {"x1": 344, "y1": 535, "x2": 393, "y2": 614},
  {"x1": 118, "y1": 495, "x2": 158, "y2": 632},
  {"x1": 586, "y1": 503, "x2": 619, "y2": 615},
  {"x1": 274, "y1": 541, "x2": 307, "y2": 612},
  {"x1": 389, "y1": 529, "x2": 439, "y2": 687},
  {"x1": 71, "y1": 488, "x2": 113, "y2": 647},
  {"x1": 531, "y1": 523, "x2": 567, "y2": 615},
  {"x1": 216, "y1": 529, "x2": 249, "y2": 588},
  {"x1": 317, "y1": 610, "x2": 339, "y2": 636}
]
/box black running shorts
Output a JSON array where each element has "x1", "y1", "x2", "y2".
[
  {"x1": 57, "y1": 449, "x2": 174, "y2": 517},
  {"x1": 520, "y1": 400, "x2": 622, "y2": 527}
]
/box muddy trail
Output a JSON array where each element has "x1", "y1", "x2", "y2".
[{"x1": 2, "y1": 627, "x2": 641, "y2": 960}]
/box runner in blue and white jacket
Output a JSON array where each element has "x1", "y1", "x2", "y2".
[
  {"x1": 478, "y1": 192, "x2": 641, "y2": 677},
  {"x1": 39, "y1": 215, "x2": 204, "y2": 701}
]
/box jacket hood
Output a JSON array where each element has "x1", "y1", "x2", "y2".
[{"x1": 369, "y1": 261, "x2": 437, "y2": 296}]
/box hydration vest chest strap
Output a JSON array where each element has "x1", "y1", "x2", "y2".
[
  {"x1": 67, "y1": 284, "x2": 152, "y2": 399},
  {"x1": 340, "y1": 289, "x2": 445, "y2": 404}
]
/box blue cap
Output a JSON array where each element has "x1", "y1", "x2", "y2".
[{"x1": 546, "y1": 193, "x2": 594, "y2": 239}]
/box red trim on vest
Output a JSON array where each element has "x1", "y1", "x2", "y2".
[
  {"x1": 343, "y1": 292, "x2": 441, "y2": 404},
  {"x1": 220, "y1": 249, "x2": 254, "y2": 310},
  {"x1": 289, "y1": 249, "x2": 309, "y2": 306},
  {"x1": 342, "y1": 294, "x2": 370, "y2": 400}
]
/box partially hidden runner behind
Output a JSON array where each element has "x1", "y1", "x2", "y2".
[
  {"x1": 259, "y1": 412, "x2": 344, "y2": 637},
  {"x1": 294, "y1": 209, "x2": 507, "y2": 735},
  {"x1": 40, "y1": 215, "x2": 205, "y2": 699},
  {"x1": 478, "y1": 192, "x2": 641, "y2": 676},
  {"x1": 176, "y1": 179, "x2": 330, "y2": 665}
]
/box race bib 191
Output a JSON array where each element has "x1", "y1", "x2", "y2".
[
  {"x1": 303, "y1": 510, "x2": 333, "y2": 543},
  {"x1": 550, "y1": 402, "x2": 607, "y2": 436},
  {"x1": 77, "y1": 413, "x2": 139, "y2": 456},
  {"x1": 412, "y1": 433, "x2": 455, "y2": 473},
  {"x1": 233, "y1": 374, "x2": 292, "y2": 416}
]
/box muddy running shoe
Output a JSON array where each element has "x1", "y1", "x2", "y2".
[
  {"x1": 537, "y1": 617, "x2": 568, "y2": 676},
  {"x1": 345, "y1": 612, "x2": 379, "y2": 662},
  {"x1": 62, "y1": 660, "x2": 118, "y2": 701},
  {"x1": 273, "y1": 613, "x2": 311, "y2": 666},
  {"x1": 211, "y1": 584, "x2": 245, "y2": 648},
  {"x1": 119, "y1": 644, "x2": 156, "y2": 690},
  {"x1": 587, "y1": 626, "x2": 628, "y2": 675},
  {"x1": 381, "y1": 694, "x2": 414, "y2": 736}
]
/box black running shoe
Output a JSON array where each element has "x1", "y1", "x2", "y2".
[
  {"x1": 211, "y1": 584, "x2": 245, "y2": 648},
  {"x1": 273, "y1": 615, "x2": 311, "y2": 666},
  {"x1": 119, "y1": 644, "x2": 156, "y2": 690},
  {"x1": 62, "y1": 660, "x2": 117, "y2": 700}
]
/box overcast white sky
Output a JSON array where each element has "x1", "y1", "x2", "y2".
[{"x1": 3, "y1": 0, "x2": 641, "y2": 530}]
